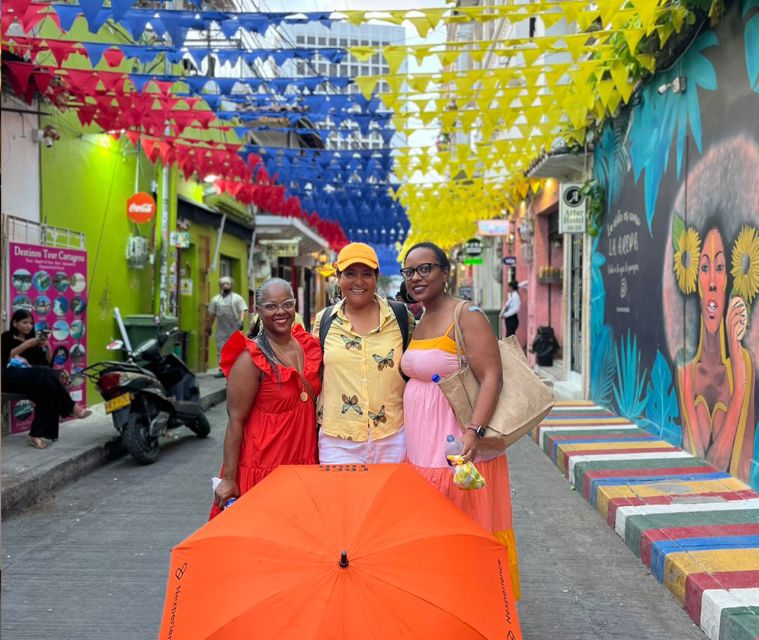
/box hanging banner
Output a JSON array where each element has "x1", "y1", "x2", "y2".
[
  {"x1": 559, "y1": 183, "x2": 587, "y2": 234},
  {"x1": 7, "y1": 242, "x2": 88, "y2": 434},
  {"x1": 477, "y1": 219, "x2": 510, "y2": 236}
]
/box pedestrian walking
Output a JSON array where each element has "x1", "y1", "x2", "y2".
[
  {"x1": 399, "y1": 242, "x2": 520, "y2": 598},
  {"x1": 501, "y1": 280, "x2": 521, "y2": 337},
  {"x1": 313, "y1": 242, "x2": 414, "y2": 464},
  {"x1": 210, "y1": 278, "x2": 321, "y2": 519},
  {"x1": 1, "y1": 309, "x2": 91, "y2": 449},
  {"x1": 207, "y1": 276, "x2": 248, "y2": 377}
]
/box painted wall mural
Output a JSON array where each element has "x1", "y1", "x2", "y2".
[{"x1": 591, "y1": 0, "x2": 759, "y2": 488}]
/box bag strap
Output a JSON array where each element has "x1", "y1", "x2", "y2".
[
  {"x1": 452, "y1": 301, "x2": 468, "y2": 369},
  {"x1": 295, "y1": 369, "x2": 318, "y2": 404},
  {"x1": 387, "y1": 299, "x2": 410, "y2": 350},
  {"x1": 318, "y1": 305, "x2": 336, "y2": 352}
]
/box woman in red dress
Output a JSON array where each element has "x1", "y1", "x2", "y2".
[{"x1": 210, "y1": 278, "x2": 321, "y2": 519}]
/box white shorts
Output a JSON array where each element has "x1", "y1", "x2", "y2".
[{"x1": 318, "y1": 428, "x2": 406, "y2": 464}]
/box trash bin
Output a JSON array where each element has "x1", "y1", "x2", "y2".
[
  {"x1": 531, "y1": 326, "x2": 559, "y2": 367},
  {"x1": 123, "y1": 315, "x2": 178, "y2": 355}
]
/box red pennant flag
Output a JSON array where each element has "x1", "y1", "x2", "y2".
[
  {"x1": 140, "y1": 137, "x2": 157, "y2": 162},
  {"x1": 20, "y1": 3, "x2": 49, "y2": 32},
  {"x1": 45, "y1": 39, "x2": 76, "y2": 66},
  {"x1": 4, "y1": 61, "x2": 35, "y2": 97},
  {"x1": 102, "y1": 48, "x2": 125, "y2": 67},
  {"x1": 66, "y1": 69, "x2": 99, "y2": 95},
  {"x1": 125, "y1": 130, "x2": 140, "y2": 146},
  {"x1": 157, "y1": 141, "x2": 174, "y2": 165},
  {"x1": 33, "y1": 71, "x2": 53, "y2": 95},
  {"x1": 77, "y1": 105, "x2": 97, "y2": 126},
  {"x1": 99, "y1": 70, "x2": 125, "y2": 93}
]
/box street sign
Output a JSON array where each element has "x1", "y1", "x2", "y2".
[
  {"x1": 477, "y1": 219, "x2": 510, "y2": 236},
  {"x1": 170, "y1": 231, "x2": 190, "y2": 248},
  {"x1": 463, "y1": 257, "x2": 484, "y2": 265},
  {"x1": 559, "y1": 182, "x2": 587, "y2": 233},
  {"x1": 464, "y1": 238, "x2": 483, "y2": 256},
  {"x1": 502, "y1": 256, "x2": 517, "y2": 266}
]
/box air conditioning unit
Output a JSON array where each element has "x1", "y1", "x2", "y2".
[{"x1": 126, "y1": 235, "x2": 150, "y2": 268}]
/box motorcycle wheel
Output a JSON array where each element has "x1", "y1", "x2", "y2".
[
  {"x1": 188, "y1": 412, "x2": 211, "y2": 438},
  {"x1": 123, "y1": 412, "x2": 160, "y2": 465}
]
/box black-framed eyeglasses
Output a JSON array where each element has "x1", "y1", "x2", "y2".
[
  {"x1": 400, "y1": 263, "x2": 442, "y2": 281},
  {"x1": 260, "y1": 298, "x2": 297, "y2": 313}
]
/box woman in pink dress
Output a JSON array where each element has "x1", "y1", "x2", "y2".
[{"x1": 400, "y1": 242, "x2": 520, "y2": 598}]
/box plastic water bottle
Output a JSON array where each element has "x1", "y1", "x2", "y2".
[
  {"x1": 445, "y1": 434, "x2": 463, "y2": 467},
  {"x1": 432, "y1": 373, "x2": 441, "y2": 383},
  {"x1": 223, "y1": 498, "x2": 236, "y2": 509}
]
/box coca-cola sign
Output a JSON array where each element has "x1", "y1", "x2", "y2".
[{"x1": 127, "y1": 192, "x2": 156, "y2": 223}]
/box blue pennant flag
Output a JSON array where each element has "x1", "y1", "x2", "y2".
[
  {"x1": 82, "y1": 42, "x2": 108, "y2": 66},
  {"x1": 129, "y1": 73, "x2": 153, "y2": 94},
  {"x1": 79, "y1": 0, "x2": 103, "y2": 32},
  {"x1": 120, "y1": 11, "x2": 151, "y2": 40},
  {"x1": 110, "y1": 0, "x2": 134, "y2": 21},
  {"x1": 52, "y1": 4, "x2": 81, "y2": 31}
]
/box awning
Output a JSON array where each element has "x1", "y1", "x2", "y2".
[{"x1": 255, "y1": 214, "x2": 330, "y2": 255}]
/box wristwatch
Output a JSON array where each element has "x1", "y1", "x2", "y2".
[{"x1": 467, "y1": 425, "x2": 487, "y2": 438}]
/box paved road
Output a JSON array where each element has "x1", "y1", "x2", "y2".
[{"x1": 2, "y1": 404, "x2": 704, "y2": 639}]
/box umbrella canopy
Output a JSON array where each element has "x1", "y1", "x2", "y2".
[{"x1": 158, "y1": 464, "x2": 521, "y2": 639}]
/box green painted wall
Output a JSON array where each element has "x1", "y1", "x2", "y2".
[{"x1": 40, "y1": 112, "x2": 158, "y2": 401}]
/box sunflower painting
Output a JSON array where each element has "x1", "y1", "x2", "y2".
[
  {"x1": 731, "y1": 225, "x2": 759, "y2": 305},
  {"x1": 672, "y1": 215, "x2": 701, "y2": 295}
]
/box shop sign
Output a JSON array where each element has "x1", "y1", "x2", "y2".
[
  {"x1": 559, "y1": 183, "x2": 587, "y2": 234},
  {"x1": 170, "y1": 231, "x2": 191, "y2": 249},
  {"x1": 127, "y1": 192, "x2": 156, "y2": 224},
  {"x1": 477, "y1": 219, "x2": 510, "y2": 236},
  {"x1": 265, "y1": 241, "x2": 300, "y2": 258},
  {"x1": 502, "y1": 256, "x2": 517, "y2": 266},
  {"x1": 180, "y1": 278, "x2": 193, "y2": 296},
  {"x1": 463, "y1": 257, "x2": 484, "y2": 265},
  {"x1": 7, "y1": 242, "x2": 88, "y2": 433},
  {"x1": 464, "y1": 238, "x2": 483, "y2": 256}
]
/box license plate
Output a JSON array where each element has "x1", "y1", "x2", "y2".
[{"x1": 105, "y1": 393, "x2": 131, "y2": 413}]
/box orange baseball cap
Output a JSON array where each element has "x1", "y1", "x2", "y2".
[{"x1": 335, "y1": 242, "x2": 379, "y2": 271}]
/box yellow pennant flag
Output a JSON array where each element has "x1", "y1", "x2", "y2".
[
  {"x1": 343, "y1": 11, "x2": 365, "y2": 26},
  {"x1": 349, "y1": 46, "x2": 374, "y2": 62},
  {"x1": 408, "y1": 16, "x2": 434, "y2": 38},
  {"x1": 609, "y1": 61, "x2": 633, "y2": 103},
  {"x1": 354, "y1": 75, "x2": 378, "y2": 100},
  {"x1": 383, "y1": 48, "x2": 408, "y2": 75}
]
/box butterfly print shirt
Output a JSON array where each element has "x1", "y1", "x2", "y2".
[{"x1": 313, "y1": 295, "x2": 415, "y2": 442}]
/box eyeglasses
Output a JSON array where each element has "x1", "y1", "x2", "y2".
[
  {"x1": 260, "y1": 299, "x2": 297, "y2": 313},
  {"x1": 399, "y1": 263, "x2": 442, "y2": 281}
]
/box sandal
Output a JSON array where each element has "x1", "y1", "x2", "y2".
[{"x1": 28, "y1": 437, "x2": 48, "y2": 449}]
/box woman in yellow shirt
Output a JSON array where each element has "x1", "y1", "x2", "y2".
[{"x1": 313, "y1": 242, "x2": 414, "y2": 464}]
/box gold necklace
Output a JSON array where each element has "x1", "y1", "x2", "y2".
[{"x1": 271, "y1": 340, "x2": 308, "y2": 402}]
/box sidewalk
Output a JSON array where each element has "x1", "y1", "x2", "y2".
[
  {"x1": 531, "y1": 402, "x2": 759, "y2": 640},
  {"x1": 1, "y1": 373, "x2": 227, "y2": 517}
]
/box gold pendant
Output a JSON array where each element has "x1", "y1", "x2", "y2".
[{"x1": 300, "y1": 391, "x2": 309, "y2": 402}]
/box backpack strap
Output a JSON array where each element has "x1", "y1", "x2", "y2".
[
  {"x1": 320, "y1": 301, "x2": 410, "y2": 352},
  {"x1": 388, "y1": 299, "x2": 410, "y2": 350},
  {"x1": 318, "y1": 305, "x2": 335, "y2": 351}
]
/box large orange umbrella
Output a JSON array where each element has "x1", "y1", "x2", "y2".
[{"x1": 158, "y1": 464, "x2": 521, "y2": 639}]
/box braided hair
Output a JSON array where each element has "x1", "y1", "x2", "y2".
[{"x1": 250, "y1": 278, "x2": 294, "y2": 382}]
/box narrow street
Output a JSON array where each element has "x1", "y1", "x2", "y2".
[{"x1": 2, "y1": 403, "x2": 703, "y2": 640}]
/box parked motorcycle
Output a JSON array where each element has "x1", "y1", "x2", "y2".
[{"x1": 84, "y1": 330, "x2": 210, "y2": 464}]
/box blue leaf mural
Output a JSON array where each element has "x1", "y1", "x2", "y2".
[
  {"x1": 745, "y1": 0, "x2": 759, "y2": 92},
  {"x1": 629, "y1": 32, "x2": 718, "y2": 232},
  {"x1": 613, "y1": 331, "x2": 648, "y2": 421},
  {"x1": 590, "y1": 324, "x2": 617, "y2": 406},
  {"x1": 593, "y1": 115, "x2": 631, "y2": 213},
  {"x1": 638, "y1": 351, "x2": 682, "y2": 446},
  {"x1": 590, "y1": 235, "x2": 606, "y2": 335}
]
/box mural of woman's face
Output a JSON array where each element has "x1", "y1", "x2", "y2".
[{"x1": 698, "y1": 228, "x2": 728, "y2": 334}]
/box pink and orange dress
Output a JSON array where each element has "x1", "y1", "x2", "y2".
[
  {"x1": 208, "y1": 326, "x2": 321, "y2": 520},
  {"x1": 401, "y1": 326, "x2": 520, "y2": 597}
]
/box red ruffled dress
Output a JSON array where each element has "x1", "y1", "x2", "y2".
[{"x1": 208, "y1": 326, "x2": 322, "y2": 520}]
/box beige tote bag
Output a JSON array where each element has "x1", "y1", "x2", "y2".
[{"x1": 437, "y1": 302, "x2": 556, "y2": 450}]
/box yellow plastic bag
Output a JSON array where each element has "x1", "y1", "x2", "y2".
[{"x1": 447, "y1": 455, "x2": 486, "y2": 490}]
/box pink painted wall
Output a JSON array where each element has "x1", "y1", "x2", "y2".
[{"x1": 502, "y1": 186, "x2": 564, "y2": 366}]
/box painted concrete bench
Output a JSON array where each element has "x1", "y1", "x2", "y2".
[{"x1": 531, "y1": 401, "x2": 759, "y2": 640}]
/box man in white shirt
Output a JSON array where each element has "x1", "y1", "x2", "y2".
[
  {"x1": 500, "y1": 281, "x2": 521, "y2": 337},
  {"x1": 207, "y1": 276, "x2": 248, "y2": 376}
]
